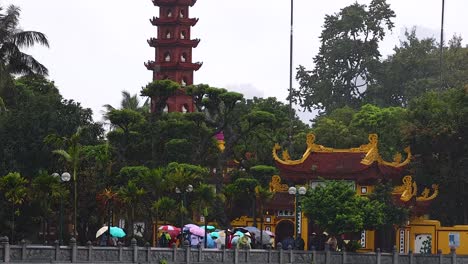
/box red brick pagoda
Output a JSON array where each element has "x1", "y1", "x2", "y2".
[{"x1": 145, "y1": 0, "x2": 202, "y2": 113}]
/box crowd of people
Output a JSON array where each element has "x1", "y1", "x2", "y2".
[
  {"x1": 157, "y1": 228, "x2": 275, "y2": 249},
  {"x1": 155, "y1": 228, "x2": 345, "y2": 251}
]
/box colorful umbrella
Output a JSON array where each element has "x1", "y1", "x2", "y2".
[
  {"x1": 110, "y1": 227, "x2": 126, "y2": 238},
  {"x1": 159, "y1": 225, "x2": 179, "y2": 231},
  {"x1": 264, "y1": 230, "x2": 275, "y2": 237},
  {"x1": 184, "y1": 224, "x2": 198, "y2": 229},
  {"x1": 210, "y1": 231, "x2": 220, "y2": 239},
  {"x1": 95, "y1": 226, "x2": 126, "y2": 238},
  {"x1": 189, "y1": 226, "x2": 205, "y2": 237},
  {"x1": 96, "y1": 226, "x2": 108, "y2": 238},
  {"x1": 205, "y1": 234, "x2": 216, "y2": 248},
  {"x1": 200, "y1": 225, "x2": 216, "y2": 231}
]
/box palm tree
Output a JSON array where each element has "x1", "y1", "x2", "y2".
[
  {"x1": 31, "y1": 171, "x2": 68, "y2": 243},
  {"x1": 0, "y1": 5, "x2": 49, "y2": 75},
  {"x1": 118, "y1": 181, "x2": 145, "y2": 239},
  {"x1": 0, "y1": 172, "x2": 28, "y2": 242},
  {"x1": 192, "y1": 184, "x2": 216, "y2": 248},
  {"x1": 103, "y1": 91, "x2": 149, "y2": 120},
  {"x1": 52, "y1": 127, "x2": 84, "y2": 237},
  {"x1": 97, "y1": 188, "x2": 119, "y2": 242},
  {"x1": 140, "y1": 168, "x2": 166, "y2": 241},
  {"x1": 0, "y1": 4, "x2": 49, "y2": 111}
]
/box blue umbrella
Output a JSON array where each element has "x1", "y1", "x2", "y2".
[
  {"x1": 110, "y1": 226, "x2": 126, "y2": 238},
  {"x1": 200, "y1": 225, "x2": 216, "y2": 231},
  {"x1": 205, "y1": 234, "x2": 216, "y2": 248}
]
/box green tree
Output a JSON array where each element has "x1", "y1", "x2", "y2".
[
  {"x1": 302, "y1": 180, "x2": 385, "y2": 236},
  {"x1": 118, "y1": 180, "x2": 146, "y2": 239},
  {"x1": 0, "y1": 76, "x2": 103, "y2": 178},
  {"x1": 31, "y1": 171, "x2": 68, "y2": 242},
  {"x1": 367, "y1": 29, "x2": 439, "y2": 107},
  {"x1": 0, "y1": 4, "x2": 49, "y2": 111},
  {"x1": 368, "y1": 182, "x2": 409, "y2": 251},
  {"x1": 192, "y1": 183, "x2": 216, "y2": 247},
  {"x1": 310, "y1": 104, "x2": 408, "y2": 159},
  {"x1": 106, "y1": 109, "x2": 145, "y2": 164},
  {"x1": 293, "y1": 0, "x2": 395, "y2": 113},
  {"x1": 103, "y1": 90, "x2": 149, "y2": 115},
  {"x1": 224, "y1": 178, "x2": 260, "y2": 222},
  {"x1": 140, "y1": 80, "x2": 179, "y2": 114},
  {"x1": 0, "y1": 5, "x2": 49, "y2": 76},
  {"x1": 405, "y1": 87, "x2": 468, "y2": 225},
  {"x1": 138, "y1": 168, "x2": 166, "y2": 240},
  {"x1": 52, "y1": 126, "x2": 84, "y2": 237},
  {"x1": 152, "y1": 196, "x2": 177, "y2": 225},
  {"x1": 0, "y1": 172, "x2": 28, "y2": 242},
  {"x1": 367, "y1": 31, "x2": 468, "y2": 107}
]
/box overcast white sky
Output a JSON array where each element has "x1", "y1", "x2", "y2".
[{"x1": 4, "y1": 0, "x2": 468, "y2": 124}]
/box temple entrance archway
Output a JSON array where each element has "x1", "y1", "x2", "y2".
[{"x1": 275, "y1": 220, "x2": 294, "y2": 247}]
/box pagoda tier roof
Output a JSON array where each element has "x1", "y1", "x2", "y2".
[
  {"x1": 273, "y1": 133, "x2": 411, "y2": 183},
  {"x1": 152, "y1": 0, "x2": 197, "y2": 6},
  {"x1": 147, "y1": 38, "x2": 200, "y2": 48},
  {"x1": 150, "y1": 17, "x2": 198, "y2": 27},
  {"x1": 145, "y1": 61, "x2": 203, "y2": 71}
]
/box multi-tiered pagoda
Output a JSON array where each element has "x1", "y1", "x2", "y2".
[{"x1": 145, "y1": 0, "x2": 202, "y2": 113}]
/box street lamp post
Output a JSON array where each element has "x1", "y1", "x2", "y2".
[
  {"x1": 288, "y1": 186, "x2": 307, "y2": 240},
  {"x1": 52, "y1": 172, "x2": 71, "y2": 245},
  {"x1": 175, "y1": 185, "x2": 193, "y2": 232}
]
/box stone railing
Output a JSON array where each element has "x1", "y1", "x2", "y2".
[{"x1": 0, "y1": 236, "x2": 464, "y2": 264}]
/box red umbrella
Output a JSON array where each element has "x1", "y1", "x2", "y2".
[
  {"x1": 159, "y1": 225, "x2": 181, "y2": 237},
  {"x1": 159, "y1": 225, "x2": 179, "y2": 231}
]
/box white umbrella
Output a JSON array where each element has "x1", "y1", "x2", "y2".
[{"x1": 96, "y1": 226, "x2": 108, "y2": 238}]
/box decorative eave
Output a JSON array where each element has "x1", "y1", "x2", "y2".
[
  {"x1": 392, "y1": 175, "x2": 439, "y2": 216},
  {"x1": 272, "y1": 133, "x2": 411, "y2": 168},
  {"x1": 152, "y1": 0, "x2": 197, "y2": 7},
  {"x1": 392, "y1": 175, "x2": 439, "y2": 203},
  {"x1": 145, "y1": 61, "x2": 203, "y2": 71},
  {"x1": 150, "y1": 17, "x2": 199, "y2": 26},
  {"x1": 147, "y1": 38, "x2": 200, "y2": 48}
]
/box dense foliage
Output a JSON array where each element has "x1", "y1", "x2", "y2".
[{"x1": 302, "y1": 180, "x2": 385, "y2": 236}]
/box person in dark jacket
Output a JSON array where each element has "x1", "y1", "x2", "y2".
[
  {"x1": 309, "y1": 232, "x2": 320, "y2": 250},
  {"x1": 294, "y1": 235, "x2": 305, "y2": 250},
  {"x1": 282, "y1": 236, "x2": 295, "y2": 250}
]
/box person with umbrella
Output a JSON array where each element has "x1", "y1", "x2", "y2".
[
  {"x1": 96, "y1": 225, "x2": 126, "y2": 246},
  {"x1": 237, "y1": 232, "x2": 252, "y2": 250},
  {"x1": 159, "y1": 232, "x2": 170, "y2": 247},
  {"x1": 225, "y1": 229, "x2": 233, "y2": 249}
]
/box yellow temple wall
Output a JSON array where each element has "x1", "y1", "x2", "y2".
[
  {"x1": 395, "y1": 218, "x2": 468, "y2": 255},
  {"x1": 437, "y1": 225, "x2": 468, "y2": 254}
]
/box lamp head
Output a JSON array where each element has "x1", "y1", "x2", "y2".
[
  {"x1": 186, "y1": 184, "x2": 193, "y2": 193},
  {"x1": 61, "y1": 172, "x2": 71, "y2": 182},
  {"x1": 298, "y1": 186, "x2": 307, "y2": 195},
  {"x1": 288, "y1": 186, "x2": 297, "y2": 195}
]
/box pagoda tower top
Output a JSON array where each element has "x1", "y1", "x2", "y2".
[{"x1": 145, "y1": 0, "x2": 202, "y2": 113}]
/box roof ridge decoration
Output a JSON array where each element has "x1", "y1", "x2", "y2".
[
  {"x1": 272, "y1": 133, "x2": 412, "y2": 168},
  {"x1": 269, "y1": 175, "x2": 289, "y2": 193},
  {"x1": 392, "y1": 175, "x2": 439, "y2": 202}
]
